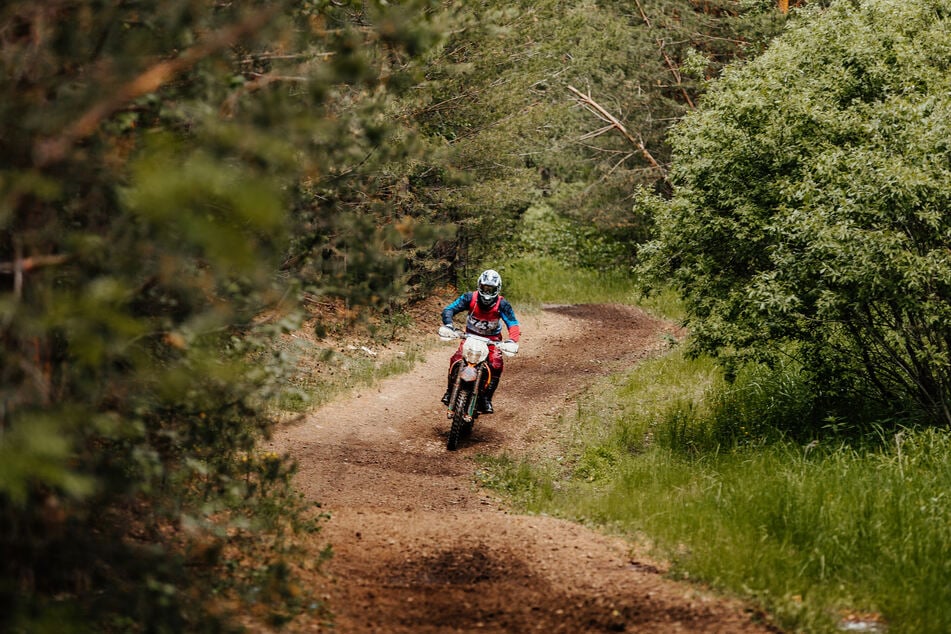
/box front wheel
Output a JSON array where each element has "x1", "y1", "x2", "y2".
[{"x1": 447, "y1": 388, "x2": 471, "y2": 451}]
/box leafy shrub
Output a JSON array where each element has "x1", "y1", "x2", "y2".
[
  {"x1": 644, "y1": 0, "x2": 951, "y2": 427},
  {"x1": 514, "y1": 203, "x2": 628, "y2": 270}
]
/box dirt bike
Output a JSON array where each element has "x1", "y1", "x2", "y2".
[{"x1": 438, "y1": 325, "x2": 518, "y2": 451}]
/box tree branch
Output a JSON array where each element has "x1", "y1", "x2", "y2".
[
  {"x1": 567, "y1": 85, "x2": 665, "y2": 175},
  {"x1": 0, "y1": 254, "x2": 71, "y2": 275},
  {"x1": 220, "y1": 70, "x2": 311, "y2": 117},
  {"x1": 632, "y1": 0, "x2": 695, "y2": 109},
  {"x1": 34, "y1": 6, "x2": 280, "y2": 166}
]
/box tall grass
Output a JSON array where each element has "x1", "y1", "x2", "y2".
[
  {"x1": 570, "y1": 435, "x2": 951, "y2": 633},
  {"x1": 477, "y1": 347, "x2": 951, "y2": 633}
]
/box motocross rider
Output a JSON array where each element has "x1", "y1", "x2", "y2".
[{"x1": 441, "y1": 269, "x2": 520, "y2": 414}]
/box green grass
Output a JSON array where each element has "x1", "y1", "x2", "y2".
[
  {"x1": 482, "y1": 255, "x2": 683, "y2": 319},
  {"x1": 573, "y1": 437, "x2": 951, "y2": 633},
  {"x1": 477, "y1": 347, "x2": 951, "y2": 633},
  {"x1": 493, "y1": 256, "x2": 633, "y2": 305}
]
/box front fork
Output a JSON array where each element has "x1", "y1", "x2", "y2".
[{"x1": 447, "y1": 363, "x2": 490, "y2": 422}]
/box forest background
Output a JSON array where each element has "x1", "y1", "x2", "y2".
[{"x1": 1, "y1": 0, "x2": 948, "y2": 633}]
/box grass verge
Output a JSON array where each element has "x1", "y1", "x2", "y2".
[{"x1": 476, "y1": 345, "x2": 951, "y2": 634}]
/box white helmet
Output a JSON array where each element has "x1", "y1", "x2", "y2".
[{"x1": 477, "y1": 269, "x2": 502, "y2": 307}]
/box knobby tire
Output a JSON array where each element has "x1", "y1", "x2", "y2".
[{"x1": 448, "y1": 389, "x2": 470, "y2": 451}]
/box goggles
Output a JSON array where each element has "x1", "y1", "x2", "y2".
[{"x1": 478, "y1": 283, "x2": 499, "y2": 296}]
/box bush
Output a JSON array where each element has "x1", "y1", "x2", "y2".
[{"x1": 644, "y1": 0, "x2": 951, "y2": 427}]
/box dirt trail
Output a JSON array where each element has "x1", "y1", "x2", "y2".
[{"x1": 265, "y1": 305, "x2": 776, "y2": 633}]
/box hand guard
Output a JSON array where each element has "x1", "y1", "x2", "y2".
[
  {"x1": 438, "y1": 325, "x2": 461, "y2": 340},
  {"x1": 499, "y1": 339, "x2": 519, "y2": 357}
]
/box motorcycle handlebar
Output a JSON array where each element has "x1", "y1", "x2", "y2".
[
  {"x1": 438, "y1": 325, "x2": 493, "y2": 343},
  {"x1": 438, "y1": 326, "x2": 518, "y2": 356}
]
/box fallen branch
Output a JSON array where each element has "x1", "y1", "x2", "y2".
[{"x1": 567, "y1": 85, "x2": 665, "y2": 175}]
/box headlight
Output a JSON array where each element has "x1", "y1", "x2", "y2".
[{"x1": 462, "y1": 338, "x2": 489, "y2": 364}]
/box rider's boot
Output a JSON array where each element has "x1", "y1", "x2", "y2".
[
  {"x1": 441, "y1": 366, "x2": 457, "y2": 406},
  {"x1": 478, "y1": 375, "x2": 500, "y2": 414}
]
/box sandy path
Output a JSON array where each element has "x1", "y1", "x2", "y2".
[{"x1": 264, "y1": 305, "x2": 776, "y2": 633}]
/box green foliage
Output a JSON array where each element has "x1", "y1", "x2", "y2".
[
  {"x1": 516, "y1": 203, "x2": 628, "y2": 270},
  {"x1": 644, "y1": 0, "x2": 951, "y2": 427},
  {"x1": 403, "y1": 0, "x2": 785, "y2": 281},
  {"x1": 702, "y1": 360, "x2": 822, "y2": 443},
  {"x1": 0, "y1": 0, "x2": 440, "y2": 630},
  {"x1": 469, "y1": 200, "x2": 649, "y2": 307}
]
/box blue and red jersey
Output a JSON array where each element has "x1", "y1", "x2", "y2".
[{"x1": 442, "y1": 292, "x2": 521, "y2": 342}]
